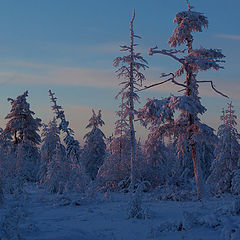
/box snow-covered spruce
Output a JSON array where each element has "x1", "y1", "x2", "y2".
[
  {"x1": 97, "y1": 134, "x2": 147, "y2": 192},
  {"x1": 45, "y1": 144, "x2": 69, "y2": 194},
  {"x1": 4, "y1": 91, "x2": 42, "y2": 182},
  {"x1": 97, "y1": 89, "x2": 131, "y2": 191},
  {"x1": 83, "y1": 109, "x2": 106, "y2": 180},
  {"x1": 208, "y1": 102, "x2": 240, "y2": 194},
  {"x1": 143, "y1": 1, "x2": 225, "y2": 199},
  {"x1": 49, "y1": 90, "x2": 87, "y2": 193},
  {"x1": 113, "y1": 9, "x2": 148, "y2": 191},
  {"x1": 39, "y1": 118, "x2": 62, "y2": 184}
]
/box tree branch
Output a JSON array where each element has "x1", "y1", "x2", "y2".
[
  {"x1": 196, "y1": 80, "x2": 229, "y2": 98},
  {"x1": 136, "y1": 72, "x2": 189, "y2": 92},
  {"x1": 149, "y1": 47, "x2": 185, "y2": 64}
]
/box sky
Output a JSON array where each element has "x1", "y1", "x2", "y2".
[{"x1": 0, "y1": 0, "x2": 239, "y2": 143}]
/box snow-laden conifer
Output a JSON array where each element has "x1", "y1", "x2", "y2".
[
  {"x1": 141, "y1": 130, "x2": 171, "y2": 187},
  {"x1": 208, "y1": 102, "x2": 240, "y2": 193},
  {"x1": 49, "y1": 90, "x2": 87, "y2": 192},
  {"x1": 97, "y1": 133, "x2": 131, "y2": 191},
  {"x1": 39, "y1": 118, "x2": 62, "y2": 183},
  {"x1": 140, "y1": 1, "x2": 225, "y2": 199},
  {"x1": 5, "y1": 91, "x2": 41, "y2": 145},
  {"x1": 83, "y1": 109, "x2": 106, "y2": 180},
  {"x1": 4, "y1": 91, "x2": 41, "y2": 181},
  {"x1": 45, "y1": 144, "x2": 68, "y2": 194},
  {"x1": 113, "y1": 10, "x2": 148, "y2": 191}
]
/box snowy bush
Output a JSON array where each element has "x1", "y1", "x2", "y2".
[{"x1": 127, "y1": 183, "x2": 148, "y2": 219}]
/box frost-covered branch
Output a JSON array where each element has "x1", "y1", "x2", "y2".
[{"x1": 149, "y1": 47, "x2": 184, "y2": 64}]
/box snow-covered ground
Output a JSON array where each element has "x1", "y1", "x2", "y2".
[{"x1": 1, "y1": 183, "x2": 240, "y2": 240}]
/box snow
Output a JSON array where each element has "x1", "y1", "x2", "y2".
[{"x1": 1, "y1": 183, "x2": 239, "y2": 240}]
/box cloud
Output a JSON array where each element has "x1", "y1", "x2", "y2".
[
  {"x1": 0, "y1": 63, "x2": 118, "y2": 88},
  {"x1": 1, "y1": 60, "x2": 239, "y2": 102},
  {"x1": 216, "y1": 34, "x2": 240, "y2": 40}
]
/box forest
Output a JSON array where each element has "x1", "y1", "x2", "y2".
[{"x1": 0, "y1": 1, "x2": 240, "y2": 239}]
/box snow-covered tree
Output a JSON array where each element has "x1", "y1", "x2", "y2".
[
  {"x1": 45, "y1": 143, "x2": 69, "y2": 194},
  {"x1": 49, "y1": 90, "x2": 81, "y2": 166},
  {"x1": 4, "y1": 91, "x2": 41, "y2": 181},
  {"x1": 49, "y1": 90, "x2": 87, "y2": 192},
  {"x1": 207, "y1": 102, "x2": 240, "y2": 193},
  {"x1": 141, "y1": 130, "x2": 171, "y2": 187},
  {"x1": 39, "y1": 118, "x2": 62, "y2": 184},
  {"x1": 97, "y1": 133, "x2": 131, "y2": 191},
  {"x1": 83, "y1": 109, "x2": 106, "y2": 180},
  {"x1": 113, "y1": 10, "x2": 148, "y2": 190},
  {"x1": 139, "y1": 1, "x2": 226, "y2": 199},
  {"x1": 4, "y1": 91, "x2": 41, "y2": 145}
]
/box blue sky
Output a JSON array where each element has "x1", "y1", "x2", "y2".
[{"x1": 0, "y1": 0, "x2": 239, "y2": 142}]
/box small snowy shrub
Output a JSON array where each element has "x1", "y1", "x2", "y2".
[{"x1": 127, "y1": 183, "x2": 146, "y2": 219}]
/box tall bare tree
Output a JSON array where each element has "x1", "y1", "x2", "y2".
[{"x1": 113, "y1": 10, "x2": 148, "y2": 190}]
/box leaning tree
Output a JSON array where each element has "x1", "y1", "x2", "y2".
[{"x1": 49, "y1": 90, "x2": 87, "y2": 192}]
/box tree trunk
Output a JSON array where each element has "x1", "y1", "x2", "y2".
[
  {"x1": 186, "y1": 68, "x2": 201, "y2": 200},
  {"x1": 129, "y1": 11, "x2": 136, "y2": 191}
]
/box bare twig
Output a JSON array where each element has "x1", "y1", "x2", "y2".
[
  {"x1": 136, "y1": 78, "x2": 172, "y2": 92},
  {"x1": 136, "y1": 72, "x2": 189, "y2": 92},
  {"x1": 197, "y1": 80, "x2": 229, "y2": 98}
]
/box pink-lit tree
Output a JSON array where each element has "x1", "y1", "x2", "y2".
[
  {"x1": 49, "y1": 90, "x2": 87, "y2": 192},
  {"x1": 113, "y1": 10, "x2": 148, "y2": 191},
  {"x1": 139, "y1": 1, "x2": 227, "y2": 199}
]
